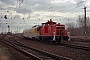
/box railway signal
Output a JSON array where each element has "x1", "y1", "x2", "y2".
[
  {"x1": 4, "y1": 15, "x2": 7, "y2": 19},
  {"x1": 8, "y1": 25, "x2": 10, "y2": 33}
]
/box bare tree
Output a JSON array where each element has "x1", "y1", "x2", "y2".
[
  {"x1": 77, "y1": 15, "x2": 84, "y2": 27},
  {"x1": 66, "y1": 16, "x2": 90, "y2": 36},
  {"x1": 77, "y1": 15, "x2": 90, "y2": 36},
  {"x1": 66, "y1": 22, "x2": 76, "y2": 36}
]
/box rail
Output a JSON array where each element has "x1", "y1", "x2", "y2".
[{"x1": 0, "y1": 38, "x2": 72, "y2": 60}]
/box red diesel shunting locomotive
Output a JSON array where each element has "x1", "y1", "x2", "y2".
[
  {"x1": 39, "y1": 19, "x2": 69, "y2": 43},
  {"x1": 23, "y1": 19, "x2": 69, "y2": 43}
]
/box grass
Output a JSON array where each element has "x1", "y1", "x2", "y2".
[{"x1": 0, "y1": 44, "x2": 11, "y2": 59}]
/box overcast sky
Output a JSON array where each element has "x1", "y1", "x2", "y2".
[{"x1": 0, "y1": 0, "x2": 90, "y2": 33}]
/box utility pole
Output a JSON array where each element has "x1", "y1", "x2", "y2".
[
  {"x1": 83, "y1": 6, "x2": 87, "y2": 37},
  {"x1": 2, "y1": 27, "x2": 3, "y2": 34}
]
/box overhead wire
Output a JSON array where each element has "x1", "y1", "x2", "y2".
[
  {"x1": 58, "y1": 1, "x2": 86, "y2": 20},
  {"x1": 32, "y1": 0, "x2": 86, "y2": 24},
  {"x1": 2, "y1": 0, "x2": 87, "y2": 28}
]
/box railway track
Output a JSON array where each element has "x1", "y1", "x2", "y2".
[
  {"x1": 14, "y1": 35, "x2": 90, "y2": 51},
  {"x1": 0, "y1": 37, "x2": 72, "y2": 60},
  {"x1": 59, "y1": 43, "x2": 90, "y2": 51}
]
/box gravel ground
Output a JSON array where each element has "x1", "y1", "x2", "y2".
[
  {"x1": 70, "y1": 36, "x2": 90, "y2": 42},
  {"x1": 65, "y1": 41, "x2": 90, "y2": 47},
  {"x1": 0, "y1": 35, "x2": 28, "y2": 60},
  {"x1": 0, "y1": 48, "x2": 10, "y2": 60},
  {"x1": 14, "y1": 35, "x2": 90, "y2": 60},
  {"x1": 70, "y1": 36, "x2": 90, "y2": 47},
  {"x1": 0, "y1": 34, "x2": 90, "y2": 60}
]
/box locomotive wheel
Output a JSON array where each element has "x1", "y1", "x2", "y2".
[
  {"x1": 42, "y1": 37, "x2": 43, "y2": 40},
  {"x1": 57, "y1": 41, "x2": 60, "y2": 44}
]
